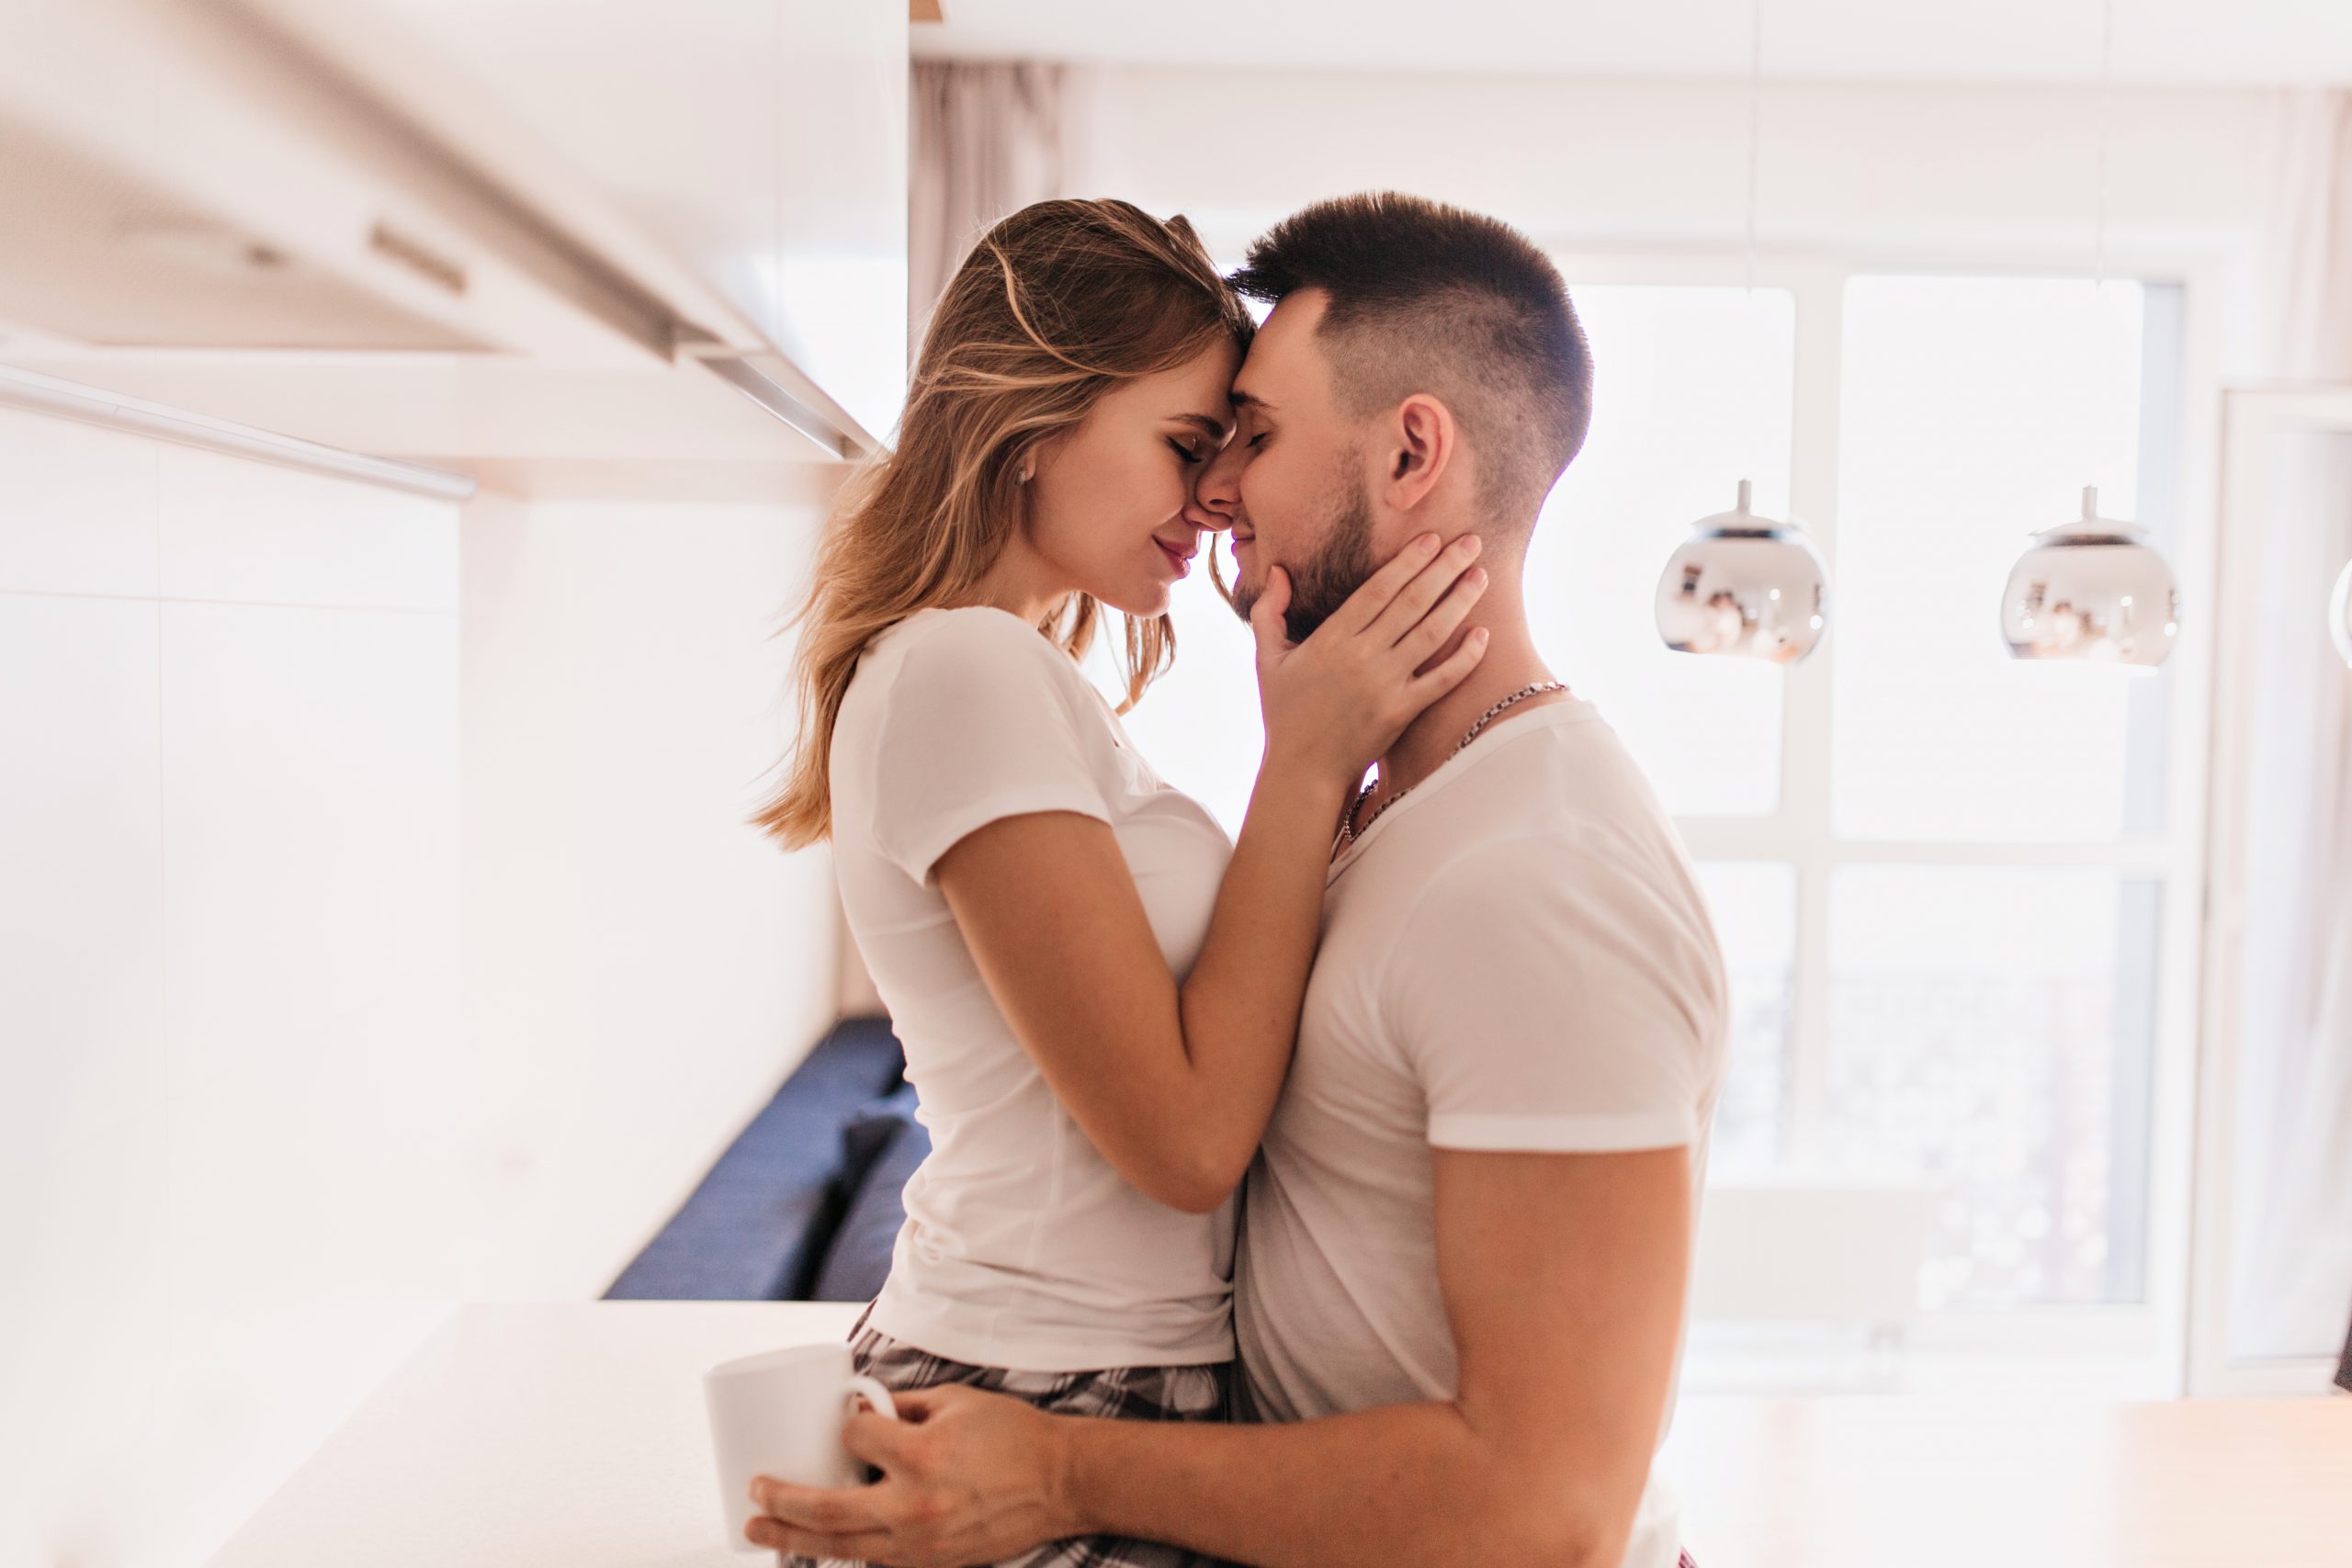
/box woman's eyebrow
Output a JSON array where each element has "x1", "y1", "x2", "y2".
[{"x1": 1169, "y1": 412, "x2": 1231, "y2": 437}]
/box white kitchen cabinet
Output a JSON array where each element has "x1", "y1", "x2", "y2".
[
  {"x1": 234, "y1": 0, "x2": 910, "y2": 450},
  {"x1": 367, "y1": 1, "x2": 908, "y2": 442}
]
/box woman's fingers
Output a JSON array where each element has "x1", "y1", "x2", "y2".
[
  {"x1": 1254, "y1": 527, "x2": 1498, "y2": 783},
  {"x1": 1392, "y1": 563, "x2": 1488, "y2": 670},
  {"x1": 1249, "y1": 565, "x2": 1294, "y2": 660},
  {"x1": 1406, "y1": 625, "x2": 1493, "y2": 705},
  {"x1": 1320, "y1": 530, "x2": 1444, "y2": 639},
  {"x1": 1362, "y1": 531, "x2": 1484, "y2": 649}
]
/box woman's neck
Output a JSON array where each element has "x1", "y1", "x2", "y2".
[{"x1": 968, "y1": 541, "x2": 1067, "y2": 626}]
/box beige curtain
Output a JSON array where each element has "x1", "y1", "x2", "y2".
[
  {"x1": 2266, "y1": 91, "x2": 2352, "y2": 381},
  {"x1": 2229, "y1": 89, "x2": 2352, "y2": 1371},
  {"x1": 907, "y1": 62, "x2": 1067, "y2": 355}
]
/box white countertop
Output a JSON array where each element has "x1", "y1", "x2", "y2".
[
  {"x1": 210, "y1": 1301, "x2": 2352, "y2": 1568},
  {"x1": 209, "y1": 1301, "x2": 865, "y2": 1568}
]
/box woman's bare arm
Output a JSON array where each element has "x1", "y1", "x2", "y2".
[{"x1": 932, "y1": 533, "x2": 1487, "y2": 1212}]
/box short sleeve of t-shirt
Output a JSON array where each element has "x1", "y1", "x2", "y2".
[
  {"x1": 865, "y1": 610, "x2": 1115, "y2": 888},
  {"x1": 1383, "y1": 833, "x2": 1721, "y2": 1153}
]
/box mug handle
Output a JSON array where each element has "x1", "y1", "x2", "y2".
[
  {"x1": 844, "y1": 1373, "x2": 899, "y2": 1423},
  {"x1": 842, "y1": 1374, "x2": 899, "y2": 1487}
]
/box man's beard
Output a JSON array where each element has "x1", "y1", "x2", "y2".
[{"x1": 1231, "y1": 450, "x2": 1377, "y2": 646}]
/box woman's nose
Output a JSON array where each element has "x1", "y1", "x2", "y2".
[
  {"x1": 1183, "y1": 489, "x2": 1232, "y2": 534},
  {"x1": 1186, "y1": 447, "x2": 1242, "y2": 533}
]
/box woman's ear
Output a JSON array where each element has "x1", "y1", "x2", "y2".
[
  {"x1": 1385, "y1": 394, "x2": 1457, "y2": 511},
  {"x1": 1017, "y1": 424, "x2": 1075, "y2": 491}
]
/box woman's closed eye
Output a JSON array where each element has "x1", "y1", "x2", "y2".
[{"x1": 1167, "y1": 436, "x2": 1206, "y2": 466}]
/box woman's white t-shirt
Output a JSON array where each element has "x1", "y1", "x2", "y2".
[{"x1": 828, "y1": 605, "x2": 1238, "y2": 1372}]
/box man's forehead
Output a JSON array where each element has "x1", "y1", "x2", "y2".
[{"x1": 1231, "y1": 289, "x2": 1330, "y2": 409}]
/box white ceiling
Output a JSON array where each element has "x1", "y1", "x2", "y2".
[{"x1": 913, "y1": 0, "x2": 2352, "y2": 86}]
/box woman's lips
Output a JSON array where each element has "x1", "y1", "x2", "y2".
[{"x1": 1155, "y1": 539, "x2": 1193, "y2": 576}]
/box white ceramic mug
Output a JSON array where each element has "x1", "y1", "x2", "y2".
[{"x1": 705, "y1": 1342, "x2": 899, "y2": 1554}]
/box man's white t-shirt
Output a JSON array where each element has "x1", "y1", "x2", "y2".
[
  {"x1": 830, "y1": 606, "x2": 1238, "y2": 1372},
  {"x1": 1235, "y1": 698, "x2": 1729, "y2": 1568}
]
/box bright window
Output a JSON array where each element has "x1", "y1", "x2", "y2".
[
  {"x1": 1834, "y1": 276, "x2": 2168, "y2": 842},
  {"x1": 1824, "y1": 865, "x2": 2160, "y2": 1308}
]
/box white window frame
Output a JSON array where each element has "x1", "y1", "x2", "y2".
[{"x1": 1543, "y1": 241, "x2": 2231, "y2": 1384}]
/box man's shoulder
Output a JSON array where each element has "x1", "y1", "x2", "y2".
[
  {"x1": 1370, "y1": 800, "x2": 1716, "y2": 977},
  {"x1": 1394, "y1": 802, "x2": 1659, "y2": 899}
]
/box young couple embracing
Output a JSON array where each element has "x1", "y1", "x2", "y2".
[{"x1": 750, "y1": 191, "x2": 1727, "y2": 1568}]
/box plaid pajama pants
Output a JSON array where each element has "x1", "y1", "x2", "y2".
[
  {"x1": 789, "y1": 1304, "x2": 1707, "y2": 1568},
  {"x1": 784, "y1": 1303, "x2": 1238, "y2": 1568}
]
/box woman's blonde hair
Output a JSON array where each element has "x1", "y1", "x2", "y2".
[{"x1": 753, "y1": 198, "x2": 1253, "y2": 848}]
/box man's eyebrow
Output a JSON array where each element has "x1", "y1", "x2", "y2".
[{"x1": 1227, "y1": 389, "x2": 1271, "y2": 412}]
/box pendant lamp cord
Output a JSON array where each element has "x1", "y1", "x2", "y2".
[
  {"x1": 2094, "y1": 0, "x2": 2114, "y2": 290},
  {"x1": 1745, "y1": 0, "x2": 1763, "y2": 296}
]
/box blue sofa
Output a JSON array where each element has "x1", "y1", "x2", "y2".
[{"x1": 605, "y1": 1016, "x2": 926, "y2": 1303}]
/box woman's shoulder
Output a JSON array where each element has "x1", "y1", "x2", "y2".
[
  {"x1": 868, "y1": 605, "x2": 1072, "y2": 678},
  {"x1": 846, "y1": 605, "x2": 1095, "y2": 735}
]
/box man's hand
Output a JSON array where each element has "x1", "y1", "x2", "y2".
[{"x1": 744, "y1": 1383, "x2": 1078, "y2": 1566}]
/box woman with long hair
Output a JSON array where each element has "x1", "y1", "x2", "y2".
[{"x1": 755, "y1": 197, "x2": 1488, "y2": 1567}]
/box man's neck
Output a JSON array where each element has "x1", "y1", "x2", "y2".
[{"x1": 1367, "y1": 603, "x2": 1566, "y2": 807}]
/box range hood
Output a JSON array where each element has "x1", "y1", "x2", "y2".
[{"x1": 0, "y1": 0, "x2": 877, "y2": 459}]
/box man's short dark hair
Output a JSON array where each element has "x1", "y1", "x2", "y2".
[{"x1": 1228, "y1": 192, "x2": 1594, "y2": 532}]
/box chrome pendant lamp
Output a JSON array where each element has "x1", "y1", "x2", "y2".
[
  {"x1": 1653, "y1": 0, "x2": 1828, "y2": 666},
  {"x1": 2332, "y1": 558, "x2": 2352, "y2": 670},
  {"x1": 1999, "y1": 485, "x2": 2178, "y2": 668},
  {"x1": 1657, "y1": 479, "x2": 1829, "y2": 664},
  {"x1": 1998, "y1": 0, "x2": 2178, "y2": 671}
]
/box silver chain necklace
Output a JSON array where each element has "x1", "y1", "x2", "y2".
[{"x1": 1335, "y1": 681, "x2": 1571, "y2": 852}]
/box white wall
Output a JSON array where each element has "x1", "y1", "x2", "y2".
[
  {"x1": 0, "y1": 401, "x2": 845, "y2": 1566},
  {"x1": 0, "y1": 407, "x2": 465, "y2": 1567},
  {"x1": 456, "y1": 479, "x2": 846, "y2": 1302}
]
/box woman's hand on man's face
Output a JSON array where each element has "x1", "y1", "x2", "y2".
[{"x1": 1251, "y1": 530, "x2": 1491, "y2": 788}]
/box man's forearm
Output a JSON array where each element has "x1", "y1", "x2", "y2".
[{"x1": 1049, "y1": 1399, "x2": 1614, "y2": 1568}]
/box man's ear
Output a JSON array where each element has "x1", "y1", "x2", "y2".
[{"x1": 1384, "y1": 394, "x2": 1457, "y2": 513}]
